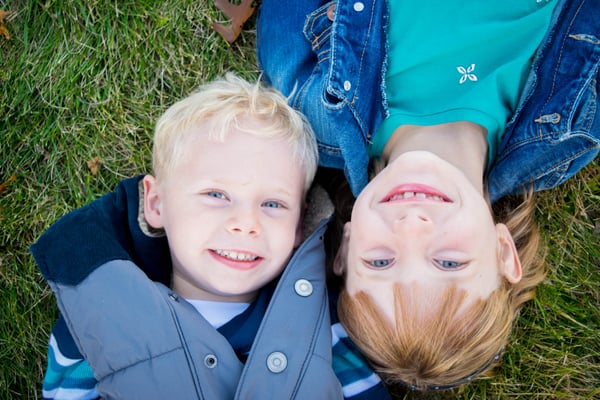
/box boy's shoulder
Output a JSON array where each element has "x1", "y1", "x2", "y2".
[{"x1": 31, "y1": 175, "x2": 172, "y2": 286}]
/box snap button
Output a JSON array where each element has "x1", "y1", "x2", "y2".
[
  {"x1": 343, "y1": 81, "x2": 351, "y2": 91},
  {"x1": 266, "y1": 352, "x2": 288, "y2": 373},
  {"x1": 204, "y1": 354, "x2": 218, "y2": 368},
  {"x1": 294, "y1": 279, "x2": 313, "y2": 297},
  {"x1": 353, "y1": 2, "x2": 365, "y2": 12},
  {"x1": 327, "y1": 4, "x2": 336, "y2": 21}
]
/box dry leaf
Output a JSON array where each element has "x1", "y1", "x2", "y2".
[
  {"x1": 212, "y1": 0, "x2": 255, "y2": 43},
  {"x1": 0, "y1": 175, "x2": 16, "y2": 195},
  {"x1": 86, "y1": 156, "x2": 101, "y2": 176},
  {"x1": 0, "y1": 10, "x2": 10, "y2": 40}
]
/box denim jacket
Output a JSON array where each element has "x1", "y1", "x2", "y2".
[{"x1": 257, "y1": 0, "x2": 600, "y2": 201}]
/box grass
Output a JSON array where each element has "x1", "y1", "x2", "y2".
[{"x1": 1, "y1": 1, "x2": 598, "y2": 398}]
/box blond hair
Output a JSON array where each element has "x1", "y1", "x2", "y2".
[
  {"x1": 336, "y1": 192, "x2": 545, "y2": 390},
  {"x1": 152, "y1": 73, "x2": 318, "y2": 192}
]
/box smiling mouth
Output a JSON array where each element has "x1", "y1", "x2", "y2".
[
  {"x1": 381, "y1": 184, "x2": 452, "y2": 203},
  {"x1": 388, "y1": 192, "x2": 446, "y2": 202},
  {"x1": 212, "y1": 249, "x2": 260, "y2": 262}
]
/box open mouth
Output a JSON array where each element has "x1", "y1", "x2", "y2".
[
  {"x1": 381, "y1": 184, "x2": 452, "y2": 203},
  {"x1": 209, "y1": 249, "x2": 263, "y2": 270},
  {"x1": 212, "y1": 249, "x2": 259, "y2": 262}
]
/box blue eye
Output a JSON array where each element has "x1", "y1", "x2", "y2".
[
  {"x1": 435, "y1": 259, "x2": 464, "y2": 269},
  {"x1": 262, "y1": 200, "x2": 284, "y2": 209},
  {"x1": 367, "y1": 259, "x2": 393, "y2": 268},
  {"x1": 206, "y1": 191, "x2": 227, "y2": 200}
]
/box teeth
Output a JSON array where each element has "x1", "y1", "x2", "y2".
[
  {"x1": 214, "y1": 249, "x2": 258, "y2": 261},
  {"x1": 388, "y1": 192, "x2": 445, "y2": 201}
]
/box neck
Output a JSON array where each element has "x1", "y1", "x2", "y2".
[
  {"x1": 171, "y1": 274, "x2": 257, "y2": 303},
  {"x1": 382, "y1": 122, "x2": 488, "y2": 194}
]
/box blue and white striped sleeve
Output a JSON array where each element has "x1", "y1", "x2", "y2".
[
  {"x1": 331, "y1": 323, "x2": 391, "y2": 400},
  {"x1": 42, "y1": 317, "x2": 98, "y2": 400}
]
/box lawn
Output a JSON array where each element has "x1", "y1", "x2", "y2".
[{"x1": 1, "y1": 1, "x2": 599, "y2": 398}]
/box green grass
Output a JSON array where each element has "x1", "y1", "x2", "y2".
[{"x1": 1, "y1": 1, "x2": 599, "y2": 398}]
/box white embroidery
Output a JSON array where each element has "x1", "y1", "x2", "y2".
[{"x1": 457, "y1": 64, "x2": 478, "y2": 84}]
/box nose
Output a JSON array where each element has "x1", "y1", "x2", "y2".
[
  {"x1": 392, "y1": 211, "x2": 432, "y2": 235},
  {"x1": 226, "y1": 205, "x2": 261, "y2": 236}
]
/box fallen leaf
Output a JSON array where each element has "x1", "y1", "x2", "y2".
[
  {"x1": 0, "y1": 174, "x2": 16, "y2": 195},
  {"x1": 212, "y1": 0, "x2": 255, "y2": 43},
  {"x1": 86, "y1": 156, "x2": 101, "y2": 176},
  {"x1": 0, "y1": 10, "x2": 10, "y2": 40}
]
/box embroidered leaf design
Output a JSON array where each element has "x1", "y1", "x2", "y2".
[
  {"x1": 0, "y1": 10, "x2": 10, "y2": 40},
  {"x1": 457, "y1": 64, "x2": 478, "y2": 84}
]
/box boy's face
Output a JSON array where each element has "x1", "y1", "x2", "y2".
[
  {"x1": 144, "y1": 120, "x2": 305, "y2": 302},
  {"x1": 338, "y1": 151, "x2": 522, "y2": 322}
]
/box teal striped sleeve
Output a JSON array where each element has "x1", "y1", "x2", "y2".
[
  {"x1": 331, "y1": 323, "x2": 390, "y2": 399},
  {"x1": 42, "y1": 333, "x2": 98, "y2": 400}
]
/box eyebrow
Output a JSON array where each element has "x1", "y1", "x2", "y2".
[{"x1": 196, "y1": 178, "x2": 298, "y2": 196}]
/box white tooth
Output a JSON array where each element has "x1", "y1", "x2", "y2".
[
  {"x1": 432, "y1": 195, "x2": 441, "y2": 201},
  {"x1": 216, "y1": 250, "x2": 257, "y2": 261},
  {"x1": 404, "y1": 192, "x2": 415, "y2": 198},
  {"x1": 416, "y1": 192, "x2": 427, "y2": 199}
]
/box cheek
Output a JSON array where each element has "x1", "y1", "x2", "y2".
[
  {"x1": 270, "y1": 218, "x2": 301, "y2": 249},
  {"x1": 349, "y1": 219, "x2": 390, "y2": 251},
  {"x1": 439, "y1": 217, "x2": 496, "y2": 246}
]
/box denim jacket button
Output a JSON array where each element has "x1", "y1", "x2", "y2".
[
  {"x1": 343, "y1": 81, "x2": 352, "y2": 91},
  {"x1": 327, "y1": 4, "x2": 336, "y2": 21},
  {"x1": 353, "y1": 2, "x2": 365, "y2": 12}
]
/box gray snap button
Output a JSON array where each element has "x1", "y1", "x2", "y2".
[
  {"x1": 294, "y1": 279, "x2": 313, "y2": 297},
  {"x1": 343, "y1": 80, "x2": 352, "y2": 91},
  {"x1": 267, "y1": 351, "x2": 288, "y2": 373},
  {"x1": 204, "y1": 354, "x2": 218, "y2": 368},
  {"x1": 353, "y1": 2, "x2": 365, "y2": 12}
]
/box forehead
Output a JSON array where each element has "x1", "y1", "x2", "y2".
[
  {"x1": 180, "y1": 120, "x2": 293, "y2": 159},
  {"x1": 176, "y1": 127, "x2": 303, "y2": 186}
]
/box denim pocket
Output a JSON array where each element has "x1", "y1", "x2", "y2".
[{"x1": 304, "y1": 2, "x2": 335, "y2": 57}]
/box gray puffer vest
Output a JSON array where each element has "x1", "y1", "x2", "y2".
[{"x1": 33, "y1": 176, "x2": 343, "y2": 399}]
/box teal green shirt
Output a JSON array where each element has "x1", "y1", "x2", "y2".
[{"x1": 370, "y1": 0, "x2": 557, "y2": 165}]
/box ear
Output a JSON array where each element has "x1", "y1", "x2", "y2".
[
  {"x1": 495, "y1": 223, "x2": 522, "y2": 283},
  {"x1": 333, "y1": 222, "x2": 351, "y2": 276},
  {"x1": 143, "y1": 174, "x2": 164, "y2": 229}
]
